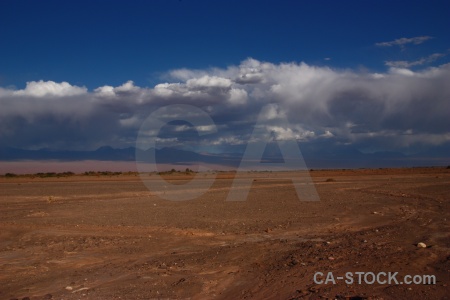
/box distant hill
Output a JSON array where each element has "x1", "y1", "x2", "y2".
[{"x1": 0, "y1": 144, "x2": 448, "y2": 169}]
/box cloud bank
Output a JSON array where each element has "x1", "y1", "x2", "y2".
[{"x1": 1, "y1": 58, "x2": 449, "y2": 156}]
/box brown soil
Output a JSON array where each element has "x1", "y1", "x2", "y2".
[{"x1": 1, "y1": 168, "x2": 449, "y2": 299}]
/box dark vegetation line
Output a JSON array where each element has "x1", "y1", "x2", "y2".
[
  {"x1": 1, "y1": 168, "x2": 198, "y2": 178},
  {"x1": 2, "y1": 166, "x2": 449, "y2": 178}
]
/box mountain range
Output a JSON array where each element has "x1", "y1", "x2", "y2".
[{"x1": 1, "y1": 144, "x2": 448, "y2": 169}]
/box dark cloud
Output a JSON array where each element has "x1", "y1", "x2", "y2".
[{"x1": 1, "y1": 59, "x2": 449, "y2": 154}]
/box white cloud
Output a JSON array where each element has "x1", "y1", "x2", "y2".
[
  {"x1": 321, "y1": 130, "x2": 334, "y2": 138},
  {"x1": 385, "y1": 53, "x2": 446, "y2": 68},
  {"x1": 211, "y1": 136, "x2": 246, "y2": 145},
  {"x1": 174, "y1": 124, "x2": 191, "y2": 132},
  {"x1": 168, "y1": 68, "x2": 209, "y2": 81},
  {"x1": 186, "y1": 75, "x2": 232, "y2": 89},
  {"x1": 152, "y1": 76, "x2": 234, "y2": 104},
  {"x1": 115, "y1": 80, "x2": 139, "y2": 93},
  {"x1": 153, "y1": 83, "x2": 180, "y2": 97},
  {"x1": 196, "y1": 125, "x2": 216, "y2": 132},
  {"x1": 376, "y1": 36, "x2": 433, "y2": 47},
  {"x1": 94, "y1": 85, "x2": 115, "y2": 97},
  {"x1": 13, "y1": 80, "x2": 87, "y2": 97},
  {"x1": 388, "y1": 68, "x2": 416, "y2": 76},
  {"x1": 260, "y1": 104, "x2": 282, "y2": 120},
  {"x1": 228, "y1": 88, "x2": 248, "y2": 105},
  {"x1": 235, "y1": 72, "x2": 264, "y2": 84},
  {"x1": 95, "y1": 80, "x2": 141, "y2": 97},
  {"x1": 155, "y1": 137, "x2": 179, "y2": 144},
  {"x1": 266, "y1": 126, "x2": 315, "y2": 141}
]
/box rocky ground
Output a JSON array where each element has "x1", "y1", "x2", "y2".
[{"x1": 0, "y1": 168, "x2": 449, "y2": 299}]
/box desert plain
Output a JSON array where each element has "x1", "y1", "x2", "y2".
[{"x1": 0, "y1": 167, "x2": 449, "y2": 299}]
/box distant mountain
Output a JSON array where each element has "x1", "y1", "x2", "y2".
[
  {"x1": 0, "y1": 146, "x2": 240, "y2": 167},
  {"x1": 0, "y1": 144, "x2": 448, "y2": 169},
  {"x1": 140, "y1": 147, "x2": 240, "y2": 166},
  {"x1": 0, "y1": 146, "x2": 136, "y2": 161}
]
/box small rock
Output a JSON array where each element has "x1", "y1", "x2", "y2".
[
  {"x1": 65, "y1": 286, "x2": 73, "y2": 291},
  {"x1": 363, "y1": 240, "x2": 367, "y2": 243},
  {"x1": 417, "y1": 242, "x2": 427, "y2": 248},
  {"x1": 159, "y1": 262, "x2": 167, "y2": 269},
  {"x1": 43, "y1": 294, "x2": 53, "y2": 299},
  {"x1": 328, "y1": 256, "x2": 335, "y2": 260},
  {"x1": 172, "y1": 277, "x2": 186, "y2": 286}
]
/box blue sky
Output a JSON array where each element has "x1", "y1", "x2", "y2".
[
  {"x1": 0, "y1": 0, "x2": 449, "y2": 164},
  {"x1": 1, "y1": 0, "x2": 449, "y2": 89}
]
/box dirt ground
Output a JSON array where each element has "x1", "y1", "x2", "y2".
[{"x1": 0, "y1": 168, "x2": 449, "y2": 300}]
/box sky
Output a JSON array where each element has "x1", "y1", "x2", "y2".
[{"x1": 1, "y1": 0, "x2": 450, "y2": 160}]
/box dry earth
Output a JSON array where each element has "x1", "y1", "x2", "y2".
[{"x1": 0, "y1": 168, "x2": 449, "y2": 299}]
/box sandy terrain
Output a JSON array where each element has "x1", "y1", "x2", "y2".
[{"x1": 0, "y1": 168, "x2": 449, "y2": 299}]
